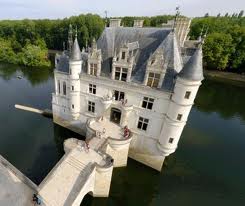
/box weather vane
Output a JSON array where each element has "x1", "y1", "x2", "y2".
[{"x1": 173, "y1": 6, "x2": 180, "y2": 30}]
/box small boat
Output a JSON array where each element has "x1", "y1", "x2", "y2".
[{"x1": 16, "y1": 76, "x2": 22, "y2": 79}]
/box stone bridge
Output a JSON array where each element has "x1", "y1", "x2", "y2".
[
  {"x1": 0, "y1": 114, "x2": 132, "y2": 206},
  {"x1": 38, "y1": 139, "x2": 114, "y2": 206}
]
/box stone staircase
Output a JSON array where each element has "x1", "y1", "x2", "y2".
[{"x1": 66, "y1": 156, "x2": 87, "y2": 171}]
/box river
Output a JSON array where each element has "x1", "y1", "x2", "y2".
[{"x1": 0, "y1": 63, "x2": 244, "y2": 206}]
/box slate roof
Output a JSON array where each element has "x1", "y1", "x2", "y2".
[
  {"x1": 70, "y1": 37, "x2": 82, "y2": 61},
  {"x1": 97, "y1": 27, "x2": 183, "y2": 91},
  {"x1": 56, "y1": 53, "x2": 69, "y2": 73},
  {"x1": 178, "y1": 46, "x2": 204, "y2": 81},
  {"x1": 56, "y1": 26, "x2": 202, "y2": 91}
]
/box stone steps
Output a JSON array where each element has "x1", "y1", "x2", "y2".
[{"x1": 66, "y1": 156, "x2": 87, "y2": 171}]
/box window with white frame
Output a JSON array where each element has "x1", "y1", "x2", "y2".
[
  {"x1": 147, "y1": 72, "x2": 160, "y2": 88},
  {"x1": 72, "y1": 104, "x2": 74, "y2": 109},
  {"x1": 142, "y1": 97, "x2": 154, "y2": 110},
  {"x1": 114, "y1": 90, "x2": 125, "y2": 101},
  {"x1": 88, "y1": 101, "x2": 95, "y2": 113},
  {"x1": 90, "y1": 63, "x2": 98, "y2": 76},
  {"x1": 63, "y1": 82, "x2": 66, "y2": 95},
  {"x1": 89, "y1": 84, "x2": 96, "y2": 94},
  {"x1": 137, "y1": 117, "x2": 149, "y2": 131},
  {"x1": 115, "y1": 67, "x2": 127, "y2": 82},
  {"x1": 71, "y1": 85, "x2": 74, "y2": 91},
  {"x1": 184, "y1": 91, "x2": 191, "y2": 99}
]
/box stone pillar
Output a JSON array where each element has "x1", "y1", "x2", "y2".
[
  {"x1": 87, "y1": 61, "x2": 91, "y2": 75},
  {"x1": 126, "y1": 67, "x2": 132, "y2": 82},
  {"x1": 158, "y1": 72, "x2": 166, "y2": 88},
  {"x1": 97, "y1": 59, "x2": 102, "y2": 76},
  {"x1": 93, "y1": 166, "x2": 113, "y2": 197},
  {"x1": 111, "y1": 64, "x2": 116, "y2": 80},
  {"x1": 143, "y1": 71, "x2": 149, "y2": 85}
]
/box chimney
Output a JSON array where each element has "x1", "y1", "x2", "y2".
[
  {"x1": 133, "y1": 20, "x2": 144, "y2": 28},
  {"x1": 109, "y1": 19, "x2": 122, "y2": 27}
]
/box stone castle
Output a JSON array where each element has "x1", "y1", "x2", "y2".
[{"x1": 53, "y1": 17, "x2": 204, "y2": 171}]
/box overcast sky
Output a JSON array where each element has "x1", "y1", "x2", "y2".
[{"x1": 0, "y1": 0, "x2": 244, "y2": 20}]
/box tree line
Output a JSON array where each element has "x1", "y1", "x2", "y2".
[
  {"x1": 0, "y1": 14, "x2": 104, "y2": 67},
  {"x1": 0, "y1": 13, "x2": 244, "y2": 72},
  {"x1": 189, "y1": 12, "x2": 245, "y2": 73}
]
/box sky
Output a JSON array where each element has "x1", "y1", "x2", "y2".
[{"x1": 0, "y1": 0, "x2": 244, "y2": 20}]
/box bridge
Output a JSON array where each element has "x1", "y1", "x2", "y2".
[
  {"x1": 38, "y1": 139, "x2": 113, "y2": 206},
  {"x1": 11, "y1": 105, "x2": 133, "y2": 205}
]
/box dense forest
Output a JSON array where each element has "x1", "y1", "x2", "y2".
[{"x1": 0, "y1": 12, "x2": 244, "y2": 72}]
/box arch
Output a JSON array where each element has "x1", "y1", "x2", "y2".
[
  {"x1": 79, "y1": 191, "x2": 93, "y2": 206},
  {"x1": 110, "y1": 107, "x2": 122, "y2": 125}
]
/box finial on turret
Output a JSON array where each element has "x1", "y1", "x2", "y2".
[
  {"x1": 68, "y1": 24, "x2": 73, "y2": 54},
  {"x1": 173, "y1": 6, "x2": 180, "y2": 31},
  {"x1": 198, "y1": 26, "x2": 204, "y2": 41},
  {"x1": 199, "y1": 27, "x2": 209, "y2": 46},
  {"x1": 92, "y1": 38, "x2": 97, "y2": 50},
  {"x1": 75, "y1": 26, "x2": 78, "y2": 38}
]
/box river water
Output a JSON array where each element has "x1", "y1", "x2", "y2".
[{"x1": 0, "y1": 63, "x2": 244, "y2": 206}]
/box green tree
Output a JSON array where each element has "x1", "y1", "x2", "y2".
[
  {"x1": 18, "y1": 42, "x2": 50, "y2": 67},
  {"x1": 0, "y1": 38, "x2": 17, "y2": 64},
  {"x1": 203, "y1": 33, "x2": 235, "y2": 70}
]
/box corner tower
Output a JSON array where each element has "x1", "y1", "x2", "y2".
[
  {"x1": 69, "y1": 31, "x2": 82, "y2": 120},
  {"x1": 158, "y1": 44, "x2": 204, "y2": 156}
]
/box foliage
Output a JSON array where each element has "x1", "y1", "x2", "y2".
[
  {"x1": 203, "y1": 33, "x2": 234, "y2": 70},
  {"x1": 189, "y1": 15, "x2": 245, "y2": 72},
  {"x1": 0, "y1": 13, "x2": 244, "y2": 72},
  {"x1": 0, "y1": 37, "x2": 50, "y2": 67},
  {"x1": 116, "y1": 15, "x2": 174, "y2": 27}
]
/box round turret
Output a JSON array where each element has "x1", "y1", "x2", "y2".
[
  {"x1": 157, "y1": 46, "x2": 204, "y2": 156},
  {"x1": 69, "y1": 34, "x2": 82, "y2": 120}
]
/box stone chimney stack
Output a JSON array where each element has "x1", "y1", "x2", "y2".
[
  {"x1": 109, "y1": 19, "x2": 122, "y2": 27},
  {"x1": 133, "y1": 20, "x2": 144, "y2": 28}
]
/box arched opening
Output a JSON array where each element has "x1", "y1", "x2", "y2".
[
  {"x1": 80, "y1": 192, "x2": 93, "y2": 206},
  {"x1": 110, "y1": 107, "x2": 121, "y2": 125}
]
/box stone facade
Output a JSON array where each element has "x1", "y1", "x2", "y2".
[{"x1": 53, "y1": 19, "x2": 204, "y2": 171}]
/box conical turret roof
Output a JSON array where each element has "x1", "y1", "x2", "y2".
[
  {"x1": 70, "y1": 37, "x2": 82, "y2": 61},
  {"x1": 178, "y1": 45, "x2": 204, "y2": 81}
]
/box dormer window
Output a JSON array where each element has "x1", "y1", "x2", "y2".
[
  {"x1": 121, "y1": 52, "x2": 126, "y2": 60},
  {"x1": 90, "y1": 63, "x2": 97, "y2": 76},
  {"x1": 147, "y1": 72, "x2": 160, "y2": 88},
  {"x1": 115, "y1": 67, "x2": 127, "y2": 82}
]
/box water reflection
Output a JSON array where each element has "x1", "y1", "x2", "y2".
[
  {"x1": 25, "y1": 123, "x2": 85, "y2": 184},
  {"x1": 195, "y1": 79, "x2": 245, "y2": 121},
  {"x1": 0, "y1": 63, "x2": 245, "y2": 205},
  {"x1": 0, "y1": 63, "x2": 53, "y2": 85}
]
